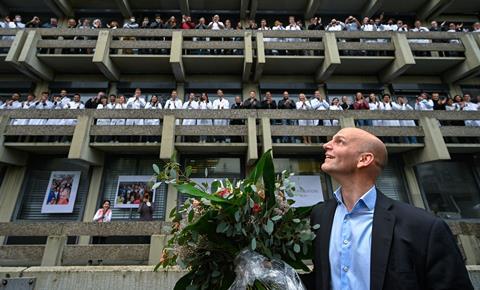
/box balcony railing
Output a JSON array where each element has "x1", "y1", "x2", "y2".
[{"x1": 2, "y1": 28, "x2": 479, "y2": 82}]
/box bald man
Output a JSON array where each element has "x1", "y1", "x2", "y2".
[{"x1": 303, "y1": 128, "x2": 473, "y2": 290}]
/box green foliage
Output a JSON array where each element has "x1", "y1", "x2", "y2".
[{"x1": 152, "y1": 150, "x2": 316, "y2": 290}]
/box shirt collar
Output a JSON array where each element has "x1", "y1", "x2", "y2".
[{"x1": 333, "y1": 185, "x2": 377, "y2": 211}]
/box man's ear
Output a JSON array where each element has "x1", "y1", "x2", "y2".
[{"x1": 357, "y1": 153, "x2": 375, "y2": 169}]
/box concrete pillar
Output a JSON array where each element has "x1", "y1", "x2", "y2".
[
  {"x1": 93, "y1": 30, "x2": 120, "y2": 81},
  {"x1": 316, "y1": 32, "x2": 340, "y2": 82},
  {"x1": 404, "y1": 117, "x2": 450, "y2": 165},
  {"x1": 0, "y1": 166, "x2": 27, "y2": 244},
  {"x1": 242, "y1": 83, "x2": 260, "y2": 101},
  {"x1": 379, "y1": 33, "x2": 415, "y2": 84},
  {"x1": 108, "y1": 82, "x2": 118, "y2": 96},
  {"x1": 339, "y1": 116, "x2": 355, "y2": 128},
  {"x1": 165, "y1": 184, "x2": 178, "y2": 219},
  {"x1": 148, "y1": 234, "x2": 171, "y2": 265},
  {"x1": 243, "y1": 32, "x2": 253, "y2": 82},
  {"x1": 254, "y1": 32, "x2": 265, "y2": 82},
  {"x1": 260, "y1": 117, "x2": 272, "y2": 154},
  {"x1": 34, "y1": 81, "x2": 49, "y2": 98},
  {"x1": 458, "y1": 235, "x2": 480, "y2": 265},
  {"x1": 78, "y1": 166, "x2": 104, "y2": 245},
  {"x1": 160, "y1": 115, "x2": 176, "y2": 160},
  {"x1": 448, "y1": 83, "x2": 463, "y2": 98},
  {"x1": 246, "y1": 116, "x2": 258, "y2": 165},
  {"x1": 402, "y1": 165, "x2": 426, "y2": 209},
  {"x1": 17, "y1": 30, "x2": 54, "y2": 81},
  {"x1": 68, "y1": 115, "x2": 104, "y2": 165},
  {"x1": 170, "y1": 31, "x2": 185, "y2": 82},
  {"x1": 41, "y1": 235, "x2": 67, "y2": 266},
  {"x1": 5, "y1": 30, "x2": 39, "y2": 81},
  {"x1": 443, "y1": 34, "x2": 480, "y2": 83},
  {"x1": 176, "y1": 83, "x2": 185, "y2": 101}
]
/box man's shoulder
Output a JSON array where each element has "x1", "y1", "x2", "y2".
[{"x1": 379, "y1": 193, "x2": 440, "y2": 226}]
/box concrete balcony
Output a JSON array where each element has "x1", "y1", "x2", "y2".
[{"x1": 1, "y1": 29, "x2": 479, "y2": 84}]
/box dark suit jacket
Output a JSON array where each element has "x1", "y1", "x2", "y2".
[{"x1": 304, "y1": 191, "x2": 473, "y2": 290}]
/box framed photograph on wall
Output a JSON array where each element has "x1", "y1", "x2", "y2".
[
  {"x1": 114, "y1": 175, "x2": 156, "y2": 209},
  {"x1": 41, "y1": 171, "x2": 81, "y2": 214}
]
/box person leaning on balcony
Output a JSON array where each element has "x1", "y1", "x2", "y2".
[
  {"x1": 340, "y1": 95, "x2": 352, "y2": 110},
  {"x1": 462, "y1": 94, "x2": 480, "y2": 127},
  {"x1": 150, "y1": 15, "x2": 164, "y2": 29},
  {"x1": 96, "y1": 95, "x2": 111, "y2": 126},
  {"x1": 25, "y1": 16, "x2": 41, "y2": 28},
  {"x1": 352, "y1": 92, "x2": 371, "y2": 126},
  {"x1": 197, "y1": 93, "x2": 213, "y2": 143},
  {"x1": 368, "y1": 93, "x2": 381, "y2": 127},
  {"x1": 278, "y1": 91, "x2": 296, "y2": 143},
  {"x1": 473, "y1": 22, "x2": 480, "y2": 33},
  {"x1": 243, "y1": 90, "x2": 261, "y2": 109},
  {"x1": 181, "y1": 15, "x2": 195, "y2": 29},
  {"x1": 91, "y1": 199, "x2": 112, "y2": 256},
  {"x1": 296, "y1": 93, "x2": 313, "y2": 144},
  {"x1": 138, "y1": 193, "x2": 153, "y2": 221},
  {"x1": 41, "y1": 17, "x2": 58, "y2": 28},
  {"x1": 414, "y1": 92, "x2": 434, "y2": 111},
  {"x1": 213, "y1": 89, "x2": 230, "y2": 142},
  {"x1": 397, "y1": 96, "x2": 417, "y2": 143},
  {"x1": 310, "y1": 90, "x2": 330, "y2": 126},
  {"x1": 303, "y1": 127, "x2": 474, "y2": 290},
  {"x1": 165, "y1": 16, "x2": 178, "y2": 29},
  {"x1": 431, "y1": 92, "x2": 447, "y2": 110},
  {"x1": 144, "y1": 95, "x2": 162, "y2": 141},
  {"x1": 0, "y1": 92, "x2": 22, "y2": 110}
]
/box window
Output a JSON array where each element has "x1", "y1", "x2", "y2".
[
  {"x1": 415, "y1": 155, "x2": 480, "y2": 219},
  {"x1": 101, "y1": 156, "x2": 168, "y2": 220}
]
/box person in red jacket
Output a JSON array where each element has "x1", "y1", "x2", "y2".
[{"x1": 352, "y1": 92, "x2": 372, "y2": 126}]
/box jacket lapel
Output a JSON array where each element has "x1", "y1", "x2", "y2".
[
  {"x1": 370, "y1": 192, "x2": 395, "y2": 290},
  {"x1": 319, "y1": 199, "x2": 338, "y2": 290}
]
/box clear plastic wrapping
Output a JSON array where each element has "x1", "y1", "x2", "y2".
[{"x1": 229, "y1": 249, "x2": 306, "y2": 290}]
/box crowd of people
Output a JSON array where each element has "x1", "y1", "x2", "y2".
[
  {"x1": 2, "y1": 13, "x2": 479, "y2": 33},
  {"x1": 0, "y1": 88, "x2": 478, "y2": 143}
]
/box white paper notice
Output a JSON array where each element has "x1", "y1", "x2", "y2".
[{"x1": 289, "y1": 175, "x2": 324, "y2": 207}]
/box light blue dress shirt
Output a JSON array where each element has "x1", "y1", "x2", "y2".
[{"x1": 329, "y1": 186, "x2": 377, "y2": 290}]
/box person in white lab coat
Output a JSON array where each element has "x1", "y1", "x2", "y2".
[
  {"x1": 30, "y1": 92, "x2": 53, "y2": 125},
  {"x1": 126, "y1": 88, "x2": 146, "y2": 125},
  {"x1": 397, "y1": 96, "x2": 417, "y2": 143},
  {"x1": 15, "y1": 94, "x2": 36, "y2": 126},
  {"x1": 197, "y1": 93, "x2": 213, "y2": 143},
  {"x1": 46, "y1": 95, "x2": 66, "y2": 126},
  {"x1": 107, "y1": 94, "x2": 117, "y2": 109},
  {"x1": 1, "y1": 93, "x2": 23, "y2": 125},
  {"x1": 96, "y1": 95, "x2": 111, "y2": 126},
  {"x1": 310, "y1": 90, "x2": 330, "y2": 126},
  {"x1": 212, "y1": 89, "x2": 230, "y2": 142},
  {"x1": 64, "y1": 93, "x2": 85, "y2": 126},
  {"x1": 462, "y1": 94, "x2": 480, "y2": 127},
  {"x1": 296, "y1": 93, "x2": 313, "y2": 144},
  {"x1": 379, "y1": 94, "x2": 402, "y2": 143},
  {"x1": 144, "y1": 95, "x2": 162, "y2": 125},
  {"x1": 111, "y1": 95, "x2": 127, "y2": 126},
  {"x1": 182, "y1": 93, "x2": 199, "y2": 142},
  {"x1": 328, "y1": 97, "x2": 343, "y2": 126},
  {"x1": 59, "y1": 89, "x2": 71, "y2": 107},
  {"x1": 415, "y1": 93, "x2": 434, "y2": 111},
  {"x1": 164, "y1": 90, "x2": 183, "y2": 126},
  {"x1": 368, "y1": 93, "x2": 382, "y2": 127}
]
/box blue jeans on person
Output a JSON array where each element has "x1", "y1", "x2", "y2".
[
  {"x1": 356, "y1": 119, "x2": 372, "y2": 126},
  {"x1": 281, "y1": 119, "x2": 295, "y2": 143}
]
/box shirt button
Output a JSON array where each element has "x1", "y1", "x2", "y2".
[
  {"x1": 343, "y1": 266, "x2": 349, "y2": 272},
  {"x1": 343, "y1": 239, "x2": 349, "y2": 245}
]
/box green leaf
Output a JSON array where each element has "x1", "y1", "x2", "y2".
[
  {"x1": 175, "y1": 184, "x2": 232, "y2": 204},
  {"x1": 188, "y1": 209, "x2": 194, "y2": 222},
  {"x1": 234, "y1": 210, "x2": 241, "y2": 222},
  {"x1": 271, "y1": 215, "x2": 282, "y2": 221},
  {"x1": 251, "y1": 238, "x2": 257, "y2": 250},
  {"x1": 170, "y1": 151, "x2": 177, "y2": 162},
  {"x1": 293, "y1": 218, "x2": 300, "y2": 223},
  {"x1": 185, "y1": 166, "x2": 192, "y2": 178},
  {"x1": 152, "y1": 181, "x2": 162, "y2": 190},
  {"x1": 211, "y1": 270, "x2": 221, "y2": 278},
  {"x1": 211, "y1": 180, "x2": 221, "y2": 194},
  {"x1": 216, "y1": 222, "x2": 228, "y2": 233},
  {"x1": 293, "y1": 243, "x2": 301, "y2": 253},
  {"x1": 173, "y1": 271, "x2": 195, "y2": 290},
  {"x1": 153, "y1": 164, "x2": 160, "y2": 174},
  {"x1": 265, "y1": 219, "x2": 274, "y2": 235},
  {"x1": 312, "y1": 224, "x2": 320, "y2": 230}
]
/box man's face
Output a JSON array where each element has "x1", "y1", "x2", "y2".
[
  {"x1": 135, "y1": 89, "x2": 141, "y2": 96},
  {"x1": 110, "y1": 96, "x2": 116, "y2": 103},
  {"x1": 464, "y1": 94, "x2": 471, "y2": 102},
  {"x1": 171, "y1": 91, "x2": 177, "y2": 98},
  {"x1": 250, "y1": 91, "x2": 256, "y2": 99},
  {"x1": 266, "y1": 92, "x2": 272, "y2": 101},
  {"x1": 41, "y1": 94, "x2": 48, "y2": 101},
  {"x1": 431, "y1": 21, "x2": 437, "y2": 28},
  {"x1": 12, "y1": 94, "x2": 20, "y2": 101},
  {"x1": 74, "y1": 95, "x2": 80, "y2": 102},
  {"x1": 217, "y1": 90, "x2": 224, "y2": 98},
  {"x1": 189, "y1": 93, "x2": 195, "y2": 101},
  {"x1": 27, "y1": 95, "x2": 34, "y2": 101},
  {"x1": 322, "y1": 129, "x2": 362, "y2": 175},
  {"x1": 61, "y1": 90, "x2": 67, "y2": 96},
  {"x1": 283, "y1": 92, "x2": 289, "y2": 99},
  {"x1": 235, "y1": 96, "x2": 241, "y2": 103},
  {"x1": 314, "y1": 91, "x2": 321, "y2": 99},
  {"x1": 432, "y1": 93, "x2": 439, "y2": 100}
]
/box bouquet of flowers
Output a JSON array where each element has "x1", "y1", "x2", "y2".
[{"x1": 153, "y1": 150, "x2": 317, "y2": 290}]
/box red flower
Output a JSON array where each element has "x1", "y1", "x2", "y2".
[
  {"x1": 252, "y1": 203, "x2": 262, "y2": 214},
  {"x1": 217, "y1": 188, "x2": 231, "y2": 198}
]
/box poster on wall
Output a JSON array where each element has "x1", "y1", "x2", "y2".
[
  {"x1": 289, "y1": 175, "x2": 324, "y2": 207},
  {"x1": 114, "y1": 175, "x2": 156, "y2": 209},
  {"x1": 41, "y1": 171, "x2": 81, "y2": 214}
]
